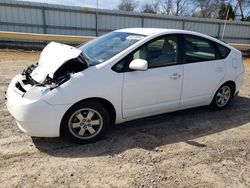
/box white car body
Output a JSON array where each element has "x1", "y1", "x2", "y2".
[{"x1": 6, "y1": 28, "x2": 244, "y2": 137}]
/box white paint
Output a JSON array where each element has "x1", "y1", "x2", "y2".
[{"x1": 129, "y1": 59, "x2": 148, "y2": 71}]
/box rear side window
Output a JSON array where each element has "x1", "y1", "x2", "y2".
[
  {"x1": 217, "y1": 44, "x2": 230, "y2": 59},
  {"x1": 184, "y1": 36, "x2": 216, "y2": 63}
]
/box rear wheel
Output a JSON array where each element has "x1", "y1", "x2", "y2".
[
  {"x1": 61, "y1": 101, "x2": 110, "y2": 143},
  {"x1": 210, "y1": 84, "x2": 233, "y2": 110}
]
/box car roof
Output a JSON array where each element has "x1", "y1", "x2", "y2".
[
  {"x1": 116, "y1": 28, "x2": 207, "y2": 36},
  {"x1": 115, "y1": 27, "x2": 211, "y2": 39},
  {"x1": 115, "y1": 28, "x2": 232, "y2": 49},
  {"x1": 116, "y1": 28, "x2": 171, "y2": 36}
]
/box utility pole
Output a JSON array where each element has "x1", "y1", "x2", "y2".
[{"x1": 221, "y1": 8, "x2": 229, "y2": 40}]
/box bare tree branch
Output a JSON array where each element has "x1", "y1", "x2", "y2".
[{"x1": 118, "y1": 0, "x2": 137, "y2": 12}]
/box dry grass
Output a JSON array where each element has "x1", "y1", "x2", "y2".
[{"x1": 244, "y1": 57, "x2": 250, "y2": 64}]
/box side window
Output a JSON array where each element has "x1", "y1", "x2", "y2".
[
  {"x1": 132, "y1": 36, "x2": 178, "y2": 68},
  {"x1": 185, "y1": 36, "x2": 216, "y2": 63},
  {"x1": 217, "y1": 44, "x2": 230, "y2": 59}
]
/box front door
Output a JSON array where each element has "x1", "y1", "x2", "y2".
[{"x1": 122, "y1": 35, "x2": 183, "y2": 119}]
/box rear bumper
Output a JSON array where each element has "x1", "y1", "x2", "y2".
[
  {"x1": 6, "y1": 75, "x2": 69, "y2": 137},
  {"x1": 234, "y1": 72, "x2": 244, "y2": 95},
  {"x1": 234, "y1": 91, "x2": 239, "y2": 97}
]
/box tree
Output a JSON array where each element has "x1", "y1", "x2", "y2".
[
  {"x1": 141, "y1": 1, "x2": 160, "y2": 14},
  {"x1": 118, "y1": 0, "x2": 137, "y2": 12},
  {"x1": 159, "y1": 0, "x2": 194, "y2": 16},
  {"x1": 172, "y1": 0, "x2": 187, "y2": 16},
  {"x1": 234, "y1": 0, "x2": 250, "y2": 20},
  {"x1": 141, "y1": 4, "x2": 157, "y2": 13},
  {"x1": 160, "y1": 0, "x2": 173, "y2": 15},
  {"x1": 237, "y1": 0, "x2": 245, "y2": 19},
  {"x1": 218, "y1": 2, "x2": 235, "y2": 20},
  {"x1": 195, "y1": 0, "x2": 220, "y2": 18},
  {"x1": 241, "y1": 16, "x2": 250, "y2": 21}
]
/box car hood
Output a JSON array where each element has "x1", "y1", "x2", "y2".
[{"x1": 31, "y1": 42, "x2": 82, "y2": 83}]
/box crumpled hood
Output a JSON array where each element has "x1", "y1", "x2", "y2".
[{"x1": 31, "y1": 42, "x2": 82, "y2": 83}]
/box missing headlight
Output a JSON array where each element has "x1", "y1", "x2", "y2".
[{"x1": 53, "y1": 55, "x2": 87, "y2": 82}]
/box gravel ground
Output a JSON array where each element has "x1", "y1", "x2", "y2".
[{"x1": 0, "y1": 49, "x2": 249, "y2": 188}]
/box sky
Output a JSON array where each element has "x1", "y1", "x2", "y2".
[
  {"x1": 16, "y1": 0, "x2": 249, "y2": 18},
  {"x1": 16, "y1": 0, "x2": 151, "y2": 10}
]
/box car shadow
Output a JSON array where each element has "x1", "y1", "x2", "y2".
[{"x1": 32, "y1": 96, "x2": 250, "y2": 158}]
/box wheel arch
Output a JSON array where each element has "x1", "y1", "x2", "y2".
[
  {"x1": 209, "y1": 80, "x2": 236, "y2": 109},
  {"x1": 60, "y1": 97, "x2": 116, "y2": 136},
  {"x1": 222, "y1": 80, "x2": 236, "y2": 95},
  {"x1": 210, "y1": 80, "x2": 236, "y2": 104}
]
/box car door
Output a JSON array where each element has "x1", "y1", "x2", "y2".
[
  {"x1": 180, "y1": 34, "x2": 226, "y2": 108},
  {"x1": 122, "y1": 35, "x2": 184, "y2": 119}
]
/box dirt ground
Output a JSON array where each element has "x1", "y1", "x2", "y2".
[{"x1": 0, "y1": 49, "x2": 249, "y2": 188}]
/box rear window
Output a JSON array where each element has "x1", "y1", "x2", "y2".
[
  {"x1": 217, "y1": 44, "x2": 230, "y2": 59},
  {"x1": 184, "y1": 36, "x2": 216, "y2": 63}
]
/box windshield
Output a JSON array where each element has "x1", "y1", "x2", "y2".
[{"x1": 78, "y1": 32, "x2": 145, "y2": 65}]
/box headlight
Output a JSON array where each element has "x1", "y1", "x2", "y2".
[{"x1": 23, "y1": 86, "x2": 50, "y2": 100}]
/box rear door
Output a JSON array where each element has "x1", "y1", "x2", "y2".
[{"x1": 180, "y1": 35, "x2": 226, "y2": 108}]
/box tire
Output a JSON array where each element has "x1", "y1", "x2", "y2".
[
  {"x1": 210, "y1": 83, "x2": 233, "y2": 110},
  {"x1": 61, "y1": 101, "x2": 110, "y2": 144}
]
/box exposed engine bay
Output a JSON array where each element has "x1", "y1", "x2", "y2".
[
  {"x1": 14, "y1": 42, "x2": 88, "y2": 97},
  {"x1": 21, "y1": 54, "x2": 87, "y2": 88}
]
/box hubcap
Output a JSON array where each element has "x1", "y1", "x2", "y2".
[
  {"x1": 68, "y1": 108, "x2": 103, "y2": 139},
  {"x1": 216, "y1": 86, "x2": 231, "y2": 107}
]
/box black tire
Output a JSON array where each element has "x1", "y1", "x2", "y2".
[
  {"x1": 210, "y1": 83, "x2": 233, "y2": 110},
  {"x1": 61, "y1": 101, "x2": 110, "y2": 144}
]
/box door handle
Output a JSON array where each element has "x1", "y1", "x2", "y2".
[
  {"x1": 170, "y1": 73, "x2": 181, "y2": 80},
  {"x1": 216, "y1": 67, "x2": 224, "y2": 72}
]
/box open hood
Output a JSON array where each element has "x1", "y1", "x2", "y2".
[{"x1": 31, "y1": 42, "x2": 83, "y2": 83}]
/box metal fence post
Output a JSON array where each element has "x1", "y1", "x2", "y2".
[
  {"x1": 95, "y1": 9, "x2": 99, "y2": 36},
  {"x1": 217, "y1": 23, "x2": 221, "y2": 39},
  {"x1": 42, "y1": 6, "x2": 47, "y2": 34},
  {"x1": 141, "y1": 15, "x2": 144, "y2": 27},
  {"x1": 182, "y1": 19, "x2": 185, "y2": 30}
]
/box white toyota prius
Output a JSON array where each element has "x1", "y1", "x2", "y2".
[{"x1": 6, "y1": 28, "x2": 244, "y2": 143}]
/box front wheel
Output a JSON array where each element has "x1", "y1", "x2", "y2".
[
  {"x1": 61, "y1": 101, "x2": 110, "y2": 143},
  {"x1": 210, "y1": 84, "x2": 233, "y2": 110}
]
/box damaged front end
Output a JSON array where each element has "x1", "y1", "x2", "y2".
[{"x1": 13, "y1": 42, "x2": 88, "y2": 100}]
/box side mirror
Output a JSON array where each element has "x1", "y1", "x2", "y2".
[{"x1": 129, "y1": 59, "x2": 148, "y2": 71}]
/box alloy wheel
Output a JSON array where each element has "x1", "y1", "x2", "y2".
[
  {"x1": 68, "y1": 108, "x2": 103, "y2": 139},
  {"x1": 215, "y1": 85, "x2": 231, "y2": 107}
]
